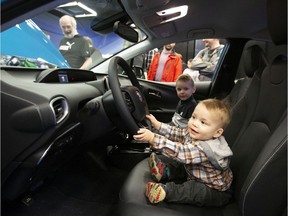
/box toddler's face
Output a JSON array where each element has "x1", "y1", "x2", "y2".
[
  {"x1": 176, "y1": 80, "x2": 195, "y2": 101},
  {"x1": 188, "y1": 103, "x2": 223, "y2": 140}
]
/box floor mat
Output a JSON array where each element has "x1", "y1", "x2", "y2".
[
  {"x1": 2, "y1": 183, "x2": 114, "y2": 216},
  {"x1": 2, "y1": 152, "x2": 128, "y2": 216},
  {"x1": 52, "y1": 156, "x2": 128, "y2": 203}
]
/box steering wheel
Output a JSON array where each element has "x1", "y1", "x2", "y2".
[{"x1": 108, "y1": 56, "x2": 151, "y2": 135}]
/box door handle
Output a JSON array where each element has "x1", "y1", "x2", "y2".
[{"x1": 148, "y1": 90, "x2": 161, "y2": 98}]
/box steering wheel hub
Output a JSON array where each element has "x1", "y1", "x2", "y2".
[{"x1": 103, "y1": 56, "x2": 150, "y2": 135}]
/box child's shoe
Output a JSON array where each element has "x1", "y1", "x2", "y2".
[
  {"x1": 145, "y1": 182, "x2": 166, "y2": 204},
  {"x1": 148, "y1": 152, "x2": 170, "y2": 182}
]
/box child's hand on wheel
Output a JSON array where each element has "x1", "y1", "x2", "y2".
[{"x1": 133, "y1": 128, "x2": 154, "y2": 143}]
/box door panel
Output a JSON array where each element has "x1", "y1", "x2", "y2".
[
  {"x1": 193, "y1": 81, "x2": 211, "y2": 101},
  {"x1": 139, "y1": 80, "x2": 178, "y2": 123},
  {"x1": 138, "y1": 80, "x2": 211, "y2": 123}
]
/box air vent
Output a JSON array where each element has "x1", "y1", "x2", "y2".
[{"x1": 50, "y1": 97, "x2": 69, "y2": 124}]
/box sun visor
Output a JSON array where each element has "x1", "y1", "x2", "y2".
[{"x1": 151, "y1": 22, "x2": 176, "y2": 38}]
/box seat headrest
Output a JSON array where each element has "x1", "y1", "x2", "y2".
[
  {"x1": 270, "y1": 55, "x2": 287, "y2": 84},
  {"x1": 267, "y1": 0, "x2": 287, "y2": 45},
  {"x1": 243, "y1": 41, "x2": 268, "y2": 77}
]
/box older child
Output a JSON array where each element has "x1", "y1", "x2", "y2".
[
  {"x1": 133, "y1": 99, "x2": 233, "y2": 207},
  {"x1": 170, "y1": 74, "x2": 197, "y2": 128}
]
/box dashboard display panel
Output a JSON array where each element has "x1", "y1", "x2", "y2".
[
  {"x1": 36, "y1": 68, "x2": 97, "y2": 83},
  {"x1": 58, "y1": 73, "x2": 69, "y2": 83}
]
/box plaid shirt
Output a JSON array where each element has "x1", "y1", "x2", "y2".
[
  {"x1": 152, "y1": 123, "x2": 233, "y2": 191},
  {"x1": 145, "y1": 48, "x2": 158, "y2": 71}
]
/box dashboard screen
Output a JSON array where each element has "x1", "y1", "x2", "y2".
[
  {"x1": 58, "y1": 73, "x2": 69, "y2": 83},
  {"x1": 36, "y1": 68, "x2": 97, "y2": 83}
]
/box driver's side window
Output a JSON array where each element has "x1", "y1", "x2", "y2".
[{"x1": 130, "y1": 38, "x2": 227, "y2": 82}]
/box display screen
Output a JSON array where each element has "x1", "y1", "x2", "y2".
[
  {"x1": 36, "y1": 68, "x2": 96, "y2": 83},
  {"x1": 58, "y1": 73, "x2": 69, "y2": 83}
]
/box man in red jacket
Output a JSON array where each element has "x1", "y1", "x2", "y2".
[{"x1": 147, "y1": 43, "x2": 182, "y2": 82}]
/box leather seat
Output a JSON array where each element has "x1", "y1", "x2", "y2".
[
  {"x1": 223, "y1": 40, "x2": 269, "y2": 146},
  {"x1": 224, "y1": 40, "x2": 268, "y2": 108}
]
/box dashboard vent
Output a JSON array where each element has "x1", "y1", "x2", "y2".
[{"x1": 50, "y1": 97, "x2": 69, "y2": 124}]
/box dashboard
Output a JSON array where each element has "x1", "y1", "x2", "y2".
[
  {"x1": 1, "y1": 66, "x2": 114, "y2": 200},
  {"x1": 36, "y1": 68, "x2": 97, "y2": 83}
]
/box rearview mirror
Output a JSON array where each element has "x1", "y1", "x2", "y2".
[{"x1": 113, "y1": 21, "x2": 139, "y2": 43}]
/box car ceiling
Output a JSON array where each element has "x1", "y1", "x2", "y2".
[
  {"x1": 123, "y1": 0, "x2": 270, "y2": 41},
  {"x1": 1, "y1": 0, "x2": 271, "y2": 42}
]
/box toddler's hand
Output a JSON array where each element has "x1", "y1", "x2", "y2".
[
  {"x1": 146, "y1": 114, "x2": 161, "y2": 130},
  {"x1": 133, "y1": 128, "x2": 154, "y2": 143}
]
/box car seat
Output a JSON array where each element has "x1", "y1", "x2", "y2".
[
  {"x1": 223, "y1": 40, "x2": 269, "y2": 147},
  {"x1": 224, "y1": 40, "x2": 268, "y2": 108}
]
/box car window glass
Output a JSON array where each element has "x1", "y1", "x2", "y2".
[
  {"x1": 128, "y1": 39, "x2": 227, "y2": 82},
  {"x1": 0, "y1": 1, "x2": 146, "y2": 70}
]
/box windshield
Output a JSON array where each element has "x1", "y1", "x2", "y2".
[{"x1": 0, "y1": 0, "x2": 146, "y2": 69}]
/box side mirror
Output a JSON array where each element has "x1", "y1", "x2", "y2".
[
  {"x1": 113, "y1": 21, "x2": 139, "y2": 43},
  {"x1": 132, "y1": 66, "x2": 145, "y2": 79}
]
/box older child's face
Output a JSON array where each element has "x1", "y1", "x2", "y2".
[
  {"x1": 176, "y1": 80, "x2": 195, "y2": 101},
  {"x1": 188, "y1": 103, "x2": 223, "y2": 140}
]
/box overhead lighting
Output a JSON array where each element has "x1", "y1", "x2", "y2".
[
  {"x1": 58, "y1": 1, "x2": 97, "y2": 18},
  {"x1": 156, "y1": 5, "x2": 188, "y2": 23}
]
